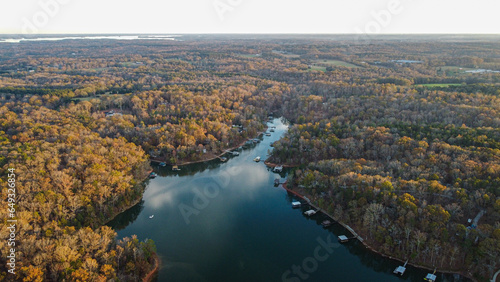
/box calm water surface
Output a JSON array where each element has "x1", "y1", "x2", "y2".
[{"x1": 109, "y1": 118, "x2": 466, "y2": 282}]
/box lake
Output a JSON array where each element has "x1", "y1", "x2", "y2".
[{"x1": 108, "y1": 118, "x2": 466, "y2": 282}]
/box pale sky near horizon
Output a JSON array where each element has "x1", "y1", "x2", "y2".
[{"x1": 0, "y1": 0, "x2": 498, "y2": 34}]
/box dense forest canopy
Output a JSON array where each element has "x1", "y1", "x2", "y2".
[{"x1": 0, "y1": 35, "x2": 499, "y2": 281}]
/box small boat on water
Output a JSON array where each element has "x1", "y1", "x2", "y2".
[
  {"x1": 149, "y1": 215, "x2": 154, "y2": 219},
  {"x1": 232, "y1": 151, "x2": 240, "y2": 156},
  {"x1": 273, "y1": 166, "x2": 283, "y2": 172},
  {"x1": 172, "y1": 165, "x2": 181, "y2": 171},
  {"x1": 254, "y1": 156, "x2": 261, "y2": 162},
  {"x1": 149, "y1": 172, "x2": 157, "y2": 178},
  {"x1": 291, "y1": 201, "x2": 301, "y2": 208},
  {"x1": 265, "y1": 133, "x2": 271, "y2": 136},
  {"x1": 274, "y1": 179, "x2": 280, "y2": 186},
  {"x1": 159, "y1": 162, "x2": 166, "y2": 167},
  {"x1": 220, "y1": 157, "x2": 227, "y2": 162},
  {"x1": 270, "y1": 129, "x2": 275, "y2": 132}
]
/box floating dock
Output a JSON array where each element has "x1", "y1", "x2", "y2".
[
  {"x1": 321, "y1": 220, "x2": 333, "y2": 227},
  {"x1": 281, "y1": 182, "x2": 364, "y2": 242},
  {"x1": 273, "y1": 166, "x2": 283, "y2": 172},
  {"x1": 338, "y1": 235, "x2": 349, "y2": 243},
  {"x1": 393, "y1": 260, "x2": 408, "y2": 276},
  {"x1": 424, "y1": 273, "x2": 437, "y2": 281},
  {"x1": 424, "y1": 268, "x2": 437, "y2": 281},
  {"x1": 304, "y1": 210, "x2": 317, "y2": 216}
]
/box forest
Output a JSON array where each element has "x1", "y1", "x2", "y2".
[{"x1": 0, "y1": 34, "x2": 499, "y2": 281}]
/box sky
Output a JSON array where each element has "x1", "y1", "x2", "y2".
[{"x1": 0, "y1": 0, "x2": 499, "y2": 34}]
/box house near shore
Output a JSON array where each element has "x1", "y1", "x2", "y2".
[{"x1": 105, "y1": 110, "x2": 123, "y2": 118}]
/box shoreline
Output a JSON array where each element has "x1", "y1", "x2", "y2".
[
  {"x1": 280, "y1": 181, "x2": 476, "y2": 282},
  {"x1": 113, "y1": 129, "x2": 269, "y2": 280},
  {"x1": 98, "y1": 173, "x2": 158, "y2": 281},
  {"x1": 264, "y1": 160, "x2": 299, "y2": 168},
  {"x1": 151, "y1": 131, "x2": 267, "y2": 167},
  {"x1": 103, "y1": 192, "x2": 144, "y2": 225},
  {"x1": 103, "y1": 177, "x2": 148, "y2": 225},
  {"x1": 143, "y1": 252, "x2": 160, "y2": 282}
]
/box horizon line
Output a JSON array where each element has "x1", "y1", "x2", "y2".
[{"x1": 1, "y1": 32, "x2": 500, "y2": 36}]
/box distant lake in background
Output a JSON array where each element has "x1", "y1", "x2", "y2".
[
  {"x1": 108, "y1": 118, "x2": 467, "y2": 282},
  {"x1": 0, "y1": 35, "x2": 179, "y2": 43}
]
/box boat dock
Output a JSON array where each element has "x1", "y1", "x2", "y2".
[
  {"x1": 280, "y1": 182, "x2": 364, "y2": 242},
  {"x1": 304, "y1": 210, "x2": 317, "y2": 216},
  {"x1": 321, "y1": 220, "x2": 333, "y2": 227},
  {"x1": 303, "y1": 196, "x2": 362, "y2": 242},
  {"x1": 338, "y1": 235, "x2": 349, "y2": 243},
  {"x1": 394, "y1": 260, "x2": 408, "y2": 276},
  {"x1": 279, "y1": 183, "x2": 464, "y2": 280}
]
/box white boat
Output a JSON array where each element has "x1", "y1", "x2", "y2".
[
  {"x1": 254, "y1": 156, "x2": 261, "y2": 162},
  {"x1": 149, "y1": 215, "x2": 154, "y2": 219},
  {"x1": 291, "y1": 201, "x2": 301, "y2": 208},
  {"x1": 273, "y1": 166, "x2": 283, "y2": 172}
]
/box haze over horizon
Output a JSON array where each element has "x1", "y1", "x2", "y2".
[{"x1": 1, "y1": 0, "x2": 499, "y2": 35}]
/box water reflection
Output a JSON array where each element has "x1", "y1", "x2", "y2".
[
  {"x1": 108, "y1": 118, "x2": 468, "y2": 282},
  {"x1": 108, "y1": 200, "x2": 144, "y2": 230}
]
